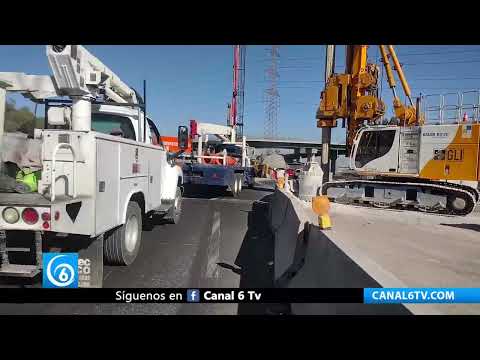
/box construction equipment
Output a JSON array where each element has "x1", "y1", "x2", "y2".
[
  {"x1": 228, "y1": 45, "x2": 246, "y2": 141},
  {"x1": 182, "y1": 119, "x2": 254, "y2": 196},
  {"x1": 181, "y1": 45, "x2": 253, "y2": 195},
  {"x1": 316, "y1": 45, "x2": 480, "y2": 215},
  {"x1": 0, "y1": 45, "x2": 187, "y2": 286}
]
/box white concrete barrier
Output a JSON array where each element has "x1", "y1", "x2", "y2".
[
  {"x1": 268, "y1": 188, "x2": 441, "y2": 315},
  {"x1": 269, "y1": 188, "x2": 315, "y2": 282}
]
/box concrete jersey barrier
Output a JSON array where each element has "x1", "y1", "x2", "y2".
[{"x1": 268, "y1": 188, "x2": 441, "y2": 315}]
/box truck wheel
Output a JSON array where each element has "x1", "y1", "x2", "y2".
[
  {"x1": 230, "y1": 176, "x2": 239, "y2": 197},
  {"x1": 104, "y1": 201, "x2": 142, "y2": 266},
  {"x1": 228, "y1": 179, "x2": 236, "y2": 197},
  {"x1": 166, "y1": 187, "x2": 182, "y2": 224},
  {"x1": 237, "y1": 174, "x2": 243, "y2": 193}
]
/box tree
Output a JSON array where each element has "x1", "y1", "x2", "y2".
[{"x1": 4, "y1": 99, "x2": 44, "y2": 137}]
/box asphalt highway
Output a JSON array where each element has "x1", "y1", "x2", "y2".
[{"x1": 0, "y1": 185, "x2": 276, "y2": 315}]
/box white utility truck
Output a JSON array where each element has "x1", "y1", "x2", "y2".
[{"x1": 0, "y1": 45, "x2": 188, "y2": 287}]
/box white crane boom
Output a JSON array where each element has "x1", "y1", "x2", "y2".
[
  {"x1": 46, "y1": 45, "x2": 143, "y2": 132},
  {"x1": 46, "y1": 45, "x2": 138, "y2": 104},
  {"x1": 0, "y1": 73, "x2": 58, "y2": 100},
  {"x1": 195, "y1": 121, "x2": 236, "y2": 142}
]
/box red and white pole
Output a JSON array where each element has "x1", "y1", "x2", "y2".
[{"x1": 230, "y1": 45, "x2": 240, "y2": 127}]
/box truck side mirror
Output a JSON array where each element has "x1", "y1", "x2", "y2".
[{"x1": 178, "y1": 126, "x2": 189, "y2": 150}]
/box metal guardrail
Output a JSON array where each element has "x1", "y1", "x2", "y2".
[{"x1": 421, "y1": 90, "x2": 480, "y2": 125}]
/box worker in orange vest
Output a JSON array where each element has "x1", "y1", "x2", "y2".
[{"x1": 203, "y1": 146, "x2": 214, "y2": 164}]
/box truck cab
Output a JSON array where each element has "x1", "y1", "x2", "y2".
[{"x1": 90, "y1": 105, "x2": 161, "y2": 145}]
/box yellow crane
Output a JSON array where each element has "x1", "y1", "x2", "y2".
[{"x1": 316, "y1": 45, "x2": 479, "y2": 215}]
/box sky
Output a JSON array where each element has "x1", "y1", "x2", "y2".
[{"x1": 1, "y1": 45, "x2": 480, "y2": 144}]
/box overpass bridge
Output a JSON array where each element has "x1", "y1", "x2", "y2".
[
  {"x1": 190, "y1": 136, "x2": 347, "y2": 159},
  {"x1": 246, "y1": 137, "x2": 347, "y2": 167},
  {"x1": 246, "y1": 137, "x2": 345, "y2": 151},
  {"x1": 189, "y1": 136, "x2": 347, "y2": 172}
]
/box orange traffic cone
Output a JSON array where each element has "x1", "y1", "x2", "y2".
[{"x1": 312, "y1": 195, "x2": 332, "y2": 230}]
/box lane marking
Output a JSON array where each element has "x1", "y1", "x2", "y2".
[
  {"x1": 205, "y1": 210, "x2": 221, "y2": 279},
  {"x1": 209, "y1": 198, "x2": 255, "y2": 204},
  {"x1": 184, "y1": 197, "x2": 253, "y2": 203},
  {"x1": 104, "y1": 270, "x2": 113, "y2": 281}
]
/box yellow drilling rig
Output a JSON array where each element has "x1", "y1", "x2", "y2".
[{"x1": 316, "y1": 45, "x2": 479, "y2": 215}]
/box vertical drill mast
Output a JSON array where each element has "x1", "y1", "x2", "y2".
[
  {"x1": 316, "y1": 45, "x2": 421, "y2": 151},
  {"x1": 321, "y1": 45, "x2": 336, "y2": 184},
  {"x1": 229, "y1": 45, "x2": 246, "y2": 141},
  {"x1": 230, "y1": 45, "x2": 239, "y2": 128}
]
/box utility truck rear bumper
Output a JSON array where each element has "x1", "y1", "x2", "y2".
[{"x1": 0, "y1": 193, "x2": 93, "y2": 235}]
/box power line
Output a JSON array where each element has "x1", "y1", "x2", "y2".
[
  {"x1": 254, "y1": 56, "x2": 323, "y2": 62},
  {"x1": 254, "y1": 48, "x2": 480, "y2": 62},
  {"x1": 256, "y1": 80, "x2": 323, "y2": 83},
  {"x1": 397, "y1": 48, "x2": 480, "y2": 57},
  {"x1": 255, "y1": 75, "x2": 480, "y2": 87},
  {"x1": 278, "y1": 66, "x2": 316, "y2": 69},
  {"x1": 256, "y1": 100, "x2": 318, "y2": 105},
  {"x1": 410, "y1": 76, "x2": 480, "y2": 81},
  {"x1": 276, "y1": 86, "x2": 318, "y2": 89},
  {"x1": 252, "y1": 47, "x2": 480, "y2": 63},
  {"x1": 411, "y1": 87, "x2": 480, "y2": 90},
  {"x1": 403, "y1": 59, "x2": 480, "y2": 66}
]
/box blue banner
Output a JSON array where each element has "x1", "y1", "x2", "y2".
[{"x1": 364, "y1": 288, "x2": 480, "y2": 304}]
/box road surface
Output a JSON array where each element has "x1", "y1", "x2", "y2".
[
  {"x1": 0, "y1": 185, "x2": 276, "y2": 315},
  {"x1": 1, "y1": 180, "x2": 478, "y2": 315}
]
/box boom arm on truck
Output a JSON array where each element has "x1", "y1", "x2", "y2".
[
  {"x1": 183, "y1": 119, "x2": 254, "y2": 195},
  {"x1": 0, "y1": 45, "x2": 186, "y2": 285},
  {"x1": 190, "y1": 119, "x2": 249, "y2": 167}
]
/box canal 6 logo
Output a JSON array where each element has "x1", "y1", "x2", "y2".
[{"x1": 42, "y1": 253, "x2": 78, "y2": 288}]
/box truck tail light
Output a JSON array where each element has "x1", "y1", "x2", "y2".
[
  {"x1": 2, "y1": 207, "x2": 20, "y2": 224},
  {"x1": 22, "y1": 208, "x2": 39, "y2": 225},
  {"x1": 41, "y1": 212, "x2": 51, "y2": 221}
]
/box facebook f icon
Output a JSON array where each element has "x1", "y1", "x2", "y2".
[{"x1": 187, "y1": 289, "x2": 200, "y2": 302}]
